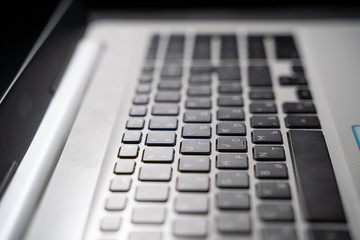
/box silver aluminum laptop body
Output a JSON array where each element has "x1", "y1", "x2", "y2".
[{"x1": 1, "y1": 1, "x2": 360, "y2": 240}]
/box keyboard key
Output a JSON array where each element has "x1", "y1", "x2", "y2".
[
  {"x1": 176, "y1": 174, "x2": 210, "y2": 192},
  {"x1": 259, "y1": 204, "x2": 294, "y2": 221},
  {"x1": 109, "y1": 177, "x2": 132, "y2": 192},
  {"x1": 217, "y1": 122, "x2": 246, "y2": 136},
  {"x1": 139, "y1": 75, "x2": 153, "y2": 83},
  {"x1": 122, "y1": 131, "x2": 142, "y2": 143},
  {"x1": 262, "y1": 228, "x2": 297, "y2": 240},
  {"x1": 185, "y1": 98, "x2": 212, "y2": 109},
  {"x1": 217, "y1": 136, "x2": 247, "y2": 152},
  {"x1": 173, "y1": 218, "x2": 207, "y2": 237},
  {"x1": 255, "y1": 163, "x2": 288, "y2": 179},
  {"x1": 129, "y1": 106, "x2": 147, "y2": 116},
  {"x1": 129, "y1": 232, "x2": 162, "y2": 240},
  {"x1": 175, "y1": 195, "x2": 209, "y2": 213},
  {"x1": 217, "y1": 214, "x2": 251, "y2": 233},
  {"x1": 249, "y1": 90, "x2": 275, "y2": 100},
  {"x1": 142, "y1": 147, "x2": 174, "y2": 163},
  {"x1": 216, "y1": 171, "x2": 249, "y2": 188},
  {"x1": 136, "y1": 84, "x2": 151, "y2": 94},
  {"x1": 190, "y1": 65, "x2": 213, "y2": 73},
  {"x1": 100, "y1": 217, "x2": 122, "y2": 232},
  {"x1": 146, "y1": 131, "x2": 176, "y2": 146},
  {"x1": 114, "y1": 160, "x2": 136, "y2": 174},
  {"x1": 135, "y1": 185, "x2": 169, "y2": 202},
  {"x1": 250, "y1": 116, "x2": 280, "y2": 128},
  {"x1": 217, "y1": 95, "x2": 243, "y2": 107},
  {"x1": 252, "y1": 130, "x2": 283, "y2": 144},
  {"x1": 161, "y1": 65, "x2": 182, "y2": 78},
  {"x1": 250, "y1": 102, "x2": 277, "y2": 114},
  {"x1": 253, "y1": 146, "x2": 285, "y2": 160},
  {"x1": 218, "y1": 66, "x2": 241, "y2": 81},
  {"x1": 118, "y1": 145, "x2": 139, "y2": 158},
  {"x1": 297, "y1": 89, "x2": 312, "y2": 99},
  {"x1": 275, "y1": 35, "x2": 300, "y2": 59},
  {"x1": 182, "y1": 125, "x2": 211, "y2": 138},
  {"x1": 256, "y1": 182, "x2": 291, "y2": 199},
  {"x1": 178, "y1": 157, "x2": 210, "y2": 172},
  {"x1": 248, "y1": 35, "x2": 266, "y2": 59},
  {"x1": 308, "y1": 230, "x2": 351, "y2": 240},
  {"x1": 216, "y1": 192, "x2": 250, "y2": 210},
  {"x1": 285, "y1": 115, "x2": 321, "y2": 129},
  {"x1": 126, "y1": 118, "x2": 145, "y2": 129},
  {"x1": 288, "y1": 130, "x2": 346, "y2": 222},
  {"x1": 132, "y1": 207, "x2": 166, "y2": 224},
  {"x1": 180, "y1": 140, "x2": 211, "y2": 155},
  {"x1": 152, "y1": 104, "x2": 179, "y2": 116},
  {"x1": 218, "y1": 84, "x2": 242, "y2": 94},
  {"x1": 187, "y1": 86, "x2": 211, "y2": 96},
  {"x1": 279, "y1": 76, "x2": 308, "y2": 86},
  {"x1": 189, "y1": 73, "x2": 211, "y2": 85},
  {"x1": 184, "y1": 110, "x2": 211, "y2": 123},
  {"x1": 105, "y1": 196, "x2": 127, "y2": 211},
  {"x1": 217, "y1": 108, "x2": 245, "y2": 121},
  {"x1": 149, "y1": 117, "x2": 178, "y2": 130},
  {"x1": 133, "y1": 95, "x2": 149, "y2": 105},
  {"x1": 248, "y1": 66, "x2": 272, "y2": 86},
  {"x1": 158, "y1": 81, "x2": 181, "y2": 90},
  {"x1": 283, "y1": 102, "x2": 316, "y2": 113},
  {"x1": 155, "y1": 92, "x2": 180, "y2": 102},
  {"x1": 139, "y1": 165, "x2": 172, "y2": 181},
  {"x1": 216, "y1": 154, "x2": 248, "y2": 169}
]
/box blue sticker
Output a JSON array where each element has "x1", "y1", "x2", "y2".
[{"x1": 353, "y1": 125, "x2": 360, "y2": 149}]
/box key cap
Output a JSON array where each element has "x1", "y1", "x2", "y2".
[
  {"x1": 283, "y1": 102, "x2": 316, "y2": 113},
  {"x1": 152, "y1": 104, "x2": 179, "y2": 116},
  {"x1": 217, "y1": 95, "x2": 243, "y2": 107},
  {"x1": 285, "y1": 116, "x2": 321, "y2": 129},
  {"x1": 216, "y1": 154, "x2": 248, "y2": 169},
  {"x1": 184, "y1": 110, "x2": 211, "y2": 123},
  {"x1": 114, "y1": 160, "x2": 136, "y2": 174},
  {"x1": 217, "y1": 122, "x2": 246, "y2": 136},
  {"x1": 218, "y1": 66, "x2": 241, "y2": 81},
  {"x1": 129, "y1": 106, "x2": 147, "y2": 117},
  {"x1": 175, "y1": 195, "x2": 209, "y2": 213},
  {"x1": 132, "y1": 207, "x2": 166, "y2": 224},
  {"x1": 142, "y1": 147, "x2": 174, "y2": 163},
  {"x1": 155, "y1": 92, "x2": 180, "y2": 102},
  {"x1": 216, "y1": 192, "x2": 250, "y2": 210},
  {"x1": 259, "y1": 204, "x2": 294, "y2": 221},
  {"x1": 275, "y1": 35, "x2": 300, "y2": 59},
  {"x1": 262, "y1": 228, "x2": 297, "y2": 240},
  {"x1": 126, "y1": 118, "x2": 145, "y2": 129},
  {"x1": 248, "y1": 66, "x2": 272, "y2": 86},
  {"x1": 255, "y1": 163, "x2": 288, "y2": 179},
  {"x1": 297, "y1": 89, "x2": 312, "y2": 99},
  {"x1": 129, "y1": 232, "x2": 162, "y2": 240},
  {"x1": 178, "y1": 157, "x2": 210, "y2": 172},
  {"x1": 250, "y1": 116, "x2": 280, "y2": 128},
  {"x1": 146, "y1": 131, "x2": 176, "y2": 146},
  {"x1": 253, "y1": 146, "x2": 285, "y2": 160},
  {"x1": 100, "y1": 217, "x2": 122, "y2": 232},
  {"x1": 173, "y1": 218, "x2": 207, "y2": 237},
  {"x1": 217, "y1": 214, "x2": 251, "y2": 233},
  {"x1": 133, "y1": 95, "x2": 149, "y2": 105},
  {"x1": 135, "y1": 185, "x2": 169, "y2": 202},
  {"x1": 109, "y1": 177, "x2": 132, "y2": 192},
  {"x1": 185, "y1": 98, "x2": 212, "y2": 109},
  {"x1": 161, "y1": 65, "x2": 182, "y2": 78},
  {"x1": 308, "y1": 230, "x2": 351, "y2": 240},
  {"x1": 118, "y1": 145, "x2": 139, "y2": 158},
  {"x1": 189, "y1": 73, "x2": 211, "y2": 85},
  {"x1": 250, "y1": 102, "x2": 277, "y2": 114},
  {"x1": 218, "y1": 84, "x2": 242, "y2": 94},
  {"x1": 249, "y1": 90, "x2": 275, "y2": 100},
  {"x1": 252, "y1": 130, "x2": 283, "y2": 144},
  {"x1": 248, "y1": 35, "x2": 266, "y2": 59},
  {"x1": 279, "y1": 76, "x2": 308, "y2": 86},
  {"x1": 182, "y1": 125, "x2": 211, "y2": 138},
  {"x1": 220, "y1": 35, "x2": 238, "y2": 60},
  {"x1": 216, "y1": 171, "x2": 249, "y2": 188},
  {"x1": 217, "y1": 136, "x2": 247, "y2": 152},
  {"x1": 176, "y1": 174, "x2": 210, "y2": 192},
  {"x1": 288, "y1": 130, "x2": 346, "y2": 222},
  {"x1": 217, "y1": 108, "x2": 245, "y2": 121},
  {"x1": 105, "y1": 196, "x2": 127, "y2": 211},
  {"x1": 158, "y1": 81, "x2": 181, "y2": 90},
  {"x1": 256, "y1": 182, "x2": 291, "y2": 199},
  {"x1": 149, "y1": 117, "x2": 178, "y2": 130},
  {"x1": 187, "y1": 86, "x2": 211, "y2": 96},
  {"x1": 136, "y1": 85, "x2": 151, "y2": 94},
  {"x1": 139, "y1": 165, "x2": 172, "y2": 181},
  {"x1": 180, "y1": 139, "x2": 211, "y2": 155},
  {"x1": 122, "y1": 131, "x2": 142, "y2": 143},
  {"x1": 139, "y1": 75, "x2": 153, "y2": 83},
  {"x1": 190, "y1": 65, "x2": 213, "y2": 74}
]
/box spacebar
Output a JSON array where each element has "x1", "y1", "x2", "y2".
[{"x1": 287, "y1": 130, "x2": 346, "y2": 222}]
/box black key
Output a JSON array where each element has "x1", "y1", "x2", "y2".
[
  {"x1": 152, "y1": 104, "x2": 179, "y2": 116},
  {"x1": 308, "y1": 230, "x2": 351, "y2": 240},
  {"x1": 184, "y1": 111, "x2": 211, "y2": 123},
  {"x1": 216, "y1": 154, "x2": 248, "y2": 169},
  {"x1": 250, "y1": 102, "x2": 277, "y2": 114},
  {"x1": 148, "y1": 117, "x2": 178, "y2": 130},
  {"x1": 262, "y1": 229, "x2": 297, "y2": 240},
  {"x1": 161, "y1": 65, "x2": 182, "y2": 78},
  {"x1": 180, "y1": 140, "x2": 211, "y2": 155},
  {"x1": 259, "y1": 204, "x2": 294, "y2": 221},
  {"x1": 297, "y1": 89, "x2": 312, "y2": 99},
  {"x1": 218, "y1": 84, "x2": 242, "y2": 94},
  {"x1": 285, "y1": 116, "x2": 321, "y2": 129},
  {"x1": 155, "y1": 92, "x2": 180, "y2": 102},
  {"x1": 217, "y1": 108, "x2": 245, "y2": 121},
  {"x1": 190, "y1": 65, "x2": 213, "y2": 74},
  {"x1": 279, "y1": 76, "x2": 308, "y2": 86},
  {"x1": 193, "y1": 35, "x2": 211, "y2": 60},
  {"x1": 217, "y1": 95, "x2": 243, "y2": 107},
  {"x1": 255, "y1": 163, "x2": 288, "y2": 179},
  {"x1": 129, "y1": 106, "x2": 147, "y2": 117},
  {"x1": 182, "y1": 125, "x2": 211, "y2": 138},
  {"x1": 185, "y1": 98, "x2": 212, "y2": 109},
  {"x1": 126, "y1": 118, "x2": 145, "y2": 129},
  {"x1": 256, "y1": 182, "x2": 291, "y2": 199},
  {"x1": 275, "y1": 36, "x2": 300, "y2": 59},
  {"x1": 283, "y1": 102, "x2": 316, "y2": 113},
  {"x1": 158, "y1": 81, "x2": 181, "y2": 91},
  {"x1": 287, "y1": 130, "x2": 346, "y2": 222},
  {"x1": 217, "y1": 122, "x2": 246, "y2": 136},
  {"x1": 217, "y1": 137, "x2": 247, "y2": 152},
  {"x1": 249, "y1": 90, "x2": 275, "y2": 100},
  {"x1": 146, "y1": 132, "x2": 176, "y2": 146},
  {"x1": 220, "y1": 35, "x2": 238, "y2": 60},
  {"x1": 122, "y1": 131, "x2": 142, "y2": 143},
  {"x1": 248, "y1": 66, "x2": 272, "y2": 86},
  {"x1": 218, "y1": 66, "x2": 241, "y2": 81},
  {"x1": 253, "y1": 146, "x2": 285, "y2": 160},
  {"x1": 250, "y1": 116, "x2": 280, "y2": 128},
  {"x1": 248, "y1": 36, "x2": 266, "y2": 59},
  {"x1": 252, "y1": 130, "x2": 283, "y2": 144},
  {"x1": 187, "y1": 86, "x2": 211, "y2": 96},
  {"x1": 189, "y1": 74, "x2": 211, "y2": 85}
]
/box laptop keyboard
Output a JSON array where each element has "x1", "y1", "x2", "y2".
[{"x1": 97, "y1": 33, "x2": 350, "y2": 239}]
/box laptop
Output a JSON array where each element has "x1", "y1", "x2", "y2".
[{"x1": 0, "y1": 0, "x2": 360, "y2": 239}]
